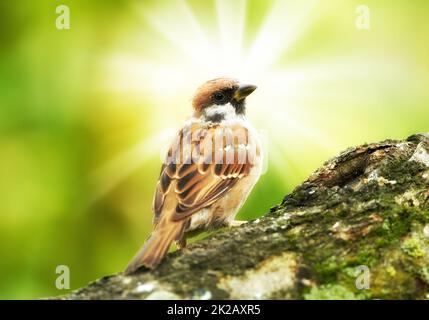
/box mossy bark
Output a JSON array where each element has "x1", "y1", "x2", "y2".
[{"x1": 62, "y1": 133, "x2": 429, "y2": 300}]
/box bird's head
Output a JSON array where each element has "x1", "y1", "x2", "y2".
[{"x1": 192, "y1": 78, "x2": 257, "y2": 118}]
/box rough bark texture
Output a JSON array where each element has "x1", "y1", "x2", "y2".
[{"x1": 63, "y1": 133, "x2": 429, "y2": 300}]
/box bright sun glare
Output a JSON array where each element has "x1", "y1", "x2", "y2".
[{"x1": 90, "y1": 0, "x2": 398, "y2": 201}]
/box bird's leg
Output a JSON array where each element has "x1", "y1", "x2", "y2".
[
  {"x1": 175, "y1": 237, "x2": 187, "y2": 250},
  {"x1": 229, "y1": 220, "x2": 247, "y2": 227}
]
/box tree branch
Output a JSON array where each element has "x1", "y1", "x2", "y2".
[{"x1": 61, "y1": 133, "x2": 429, "y2": 300}]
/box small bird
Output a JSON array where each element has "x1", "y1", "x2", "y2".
[{"x1": 124, "y1": 78, "x2": 262, "y2": 274}]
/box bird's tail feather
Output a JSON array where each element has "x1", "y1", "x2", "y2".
[{"x1": 124, "y1": 222, "x2": 184, "y2": 275}]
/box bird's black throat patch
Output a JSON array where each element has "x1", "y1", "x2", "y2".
[
  {"x1": 205, "y1": 112, "x2": 225, "y2": 123},
  {"x1": 232, "y1": 99, "x2": 246, "y2": 115}
]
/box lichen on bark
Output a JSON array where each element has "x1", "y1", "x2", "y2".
[{"x1": 61, "y1": 133, "x2": 429, "y2": 300}]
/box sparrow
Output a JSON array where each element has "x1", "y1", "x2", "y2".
[{"x1": 124, "y1": 78, "x2": 262, "y2": 274}]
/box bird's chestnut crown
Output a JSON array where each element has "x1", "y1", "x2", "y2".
[{"x1": 192, "y1": 78, "x2": 257, "y2": 116}]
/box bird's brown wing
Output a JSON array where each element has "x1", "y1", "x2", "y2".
[{"x1": 152, "y1": 122, "x2": 259, "y2": 223}]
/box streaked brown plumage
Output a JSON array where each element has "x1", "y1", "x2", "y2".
[{"x1": 124, "y1": 78, "x2": 262, "y2": 274}]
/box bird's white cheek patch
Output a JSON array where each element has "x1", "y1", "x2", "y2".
[{"x1": 203, "y1": 103, "x2": 237, "y2": 122}]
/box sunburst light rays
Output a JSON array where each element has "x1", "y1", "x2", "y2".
[
  {"x1": 136, "y1": 0, "x2": 213, "y2": 68},
  {"x1": 90, "y1": 132, "x2": 164, "y2": 202},
  {"x1": 215, "y1": 0, "x2": 247, "y2": 75},
  {"x1": 243, "y1": 0, "x2": 320, "y2": 77},
  {"x1": 93, "y1": 0, "x2": 376, "y2": 201}
]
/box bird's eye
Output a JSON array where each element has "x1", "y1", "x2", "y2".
[{"x1": 213, "y1": 92, "x2": 225, "y2": 102}]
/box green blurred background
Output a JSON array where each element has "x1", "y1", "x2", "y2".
[{"x1": 0, "y1": 0, "x2": 428, "y2": 299}]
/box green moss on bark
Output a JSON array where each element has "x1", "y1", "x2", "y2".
[{"x1": 60, "y1": 134, "x2": 429, "y2": 300}]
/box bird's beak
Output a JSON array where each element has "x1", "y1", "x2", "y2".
[{"x1": 233, "y1": 84, "x2": 257, "y2": 101}]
